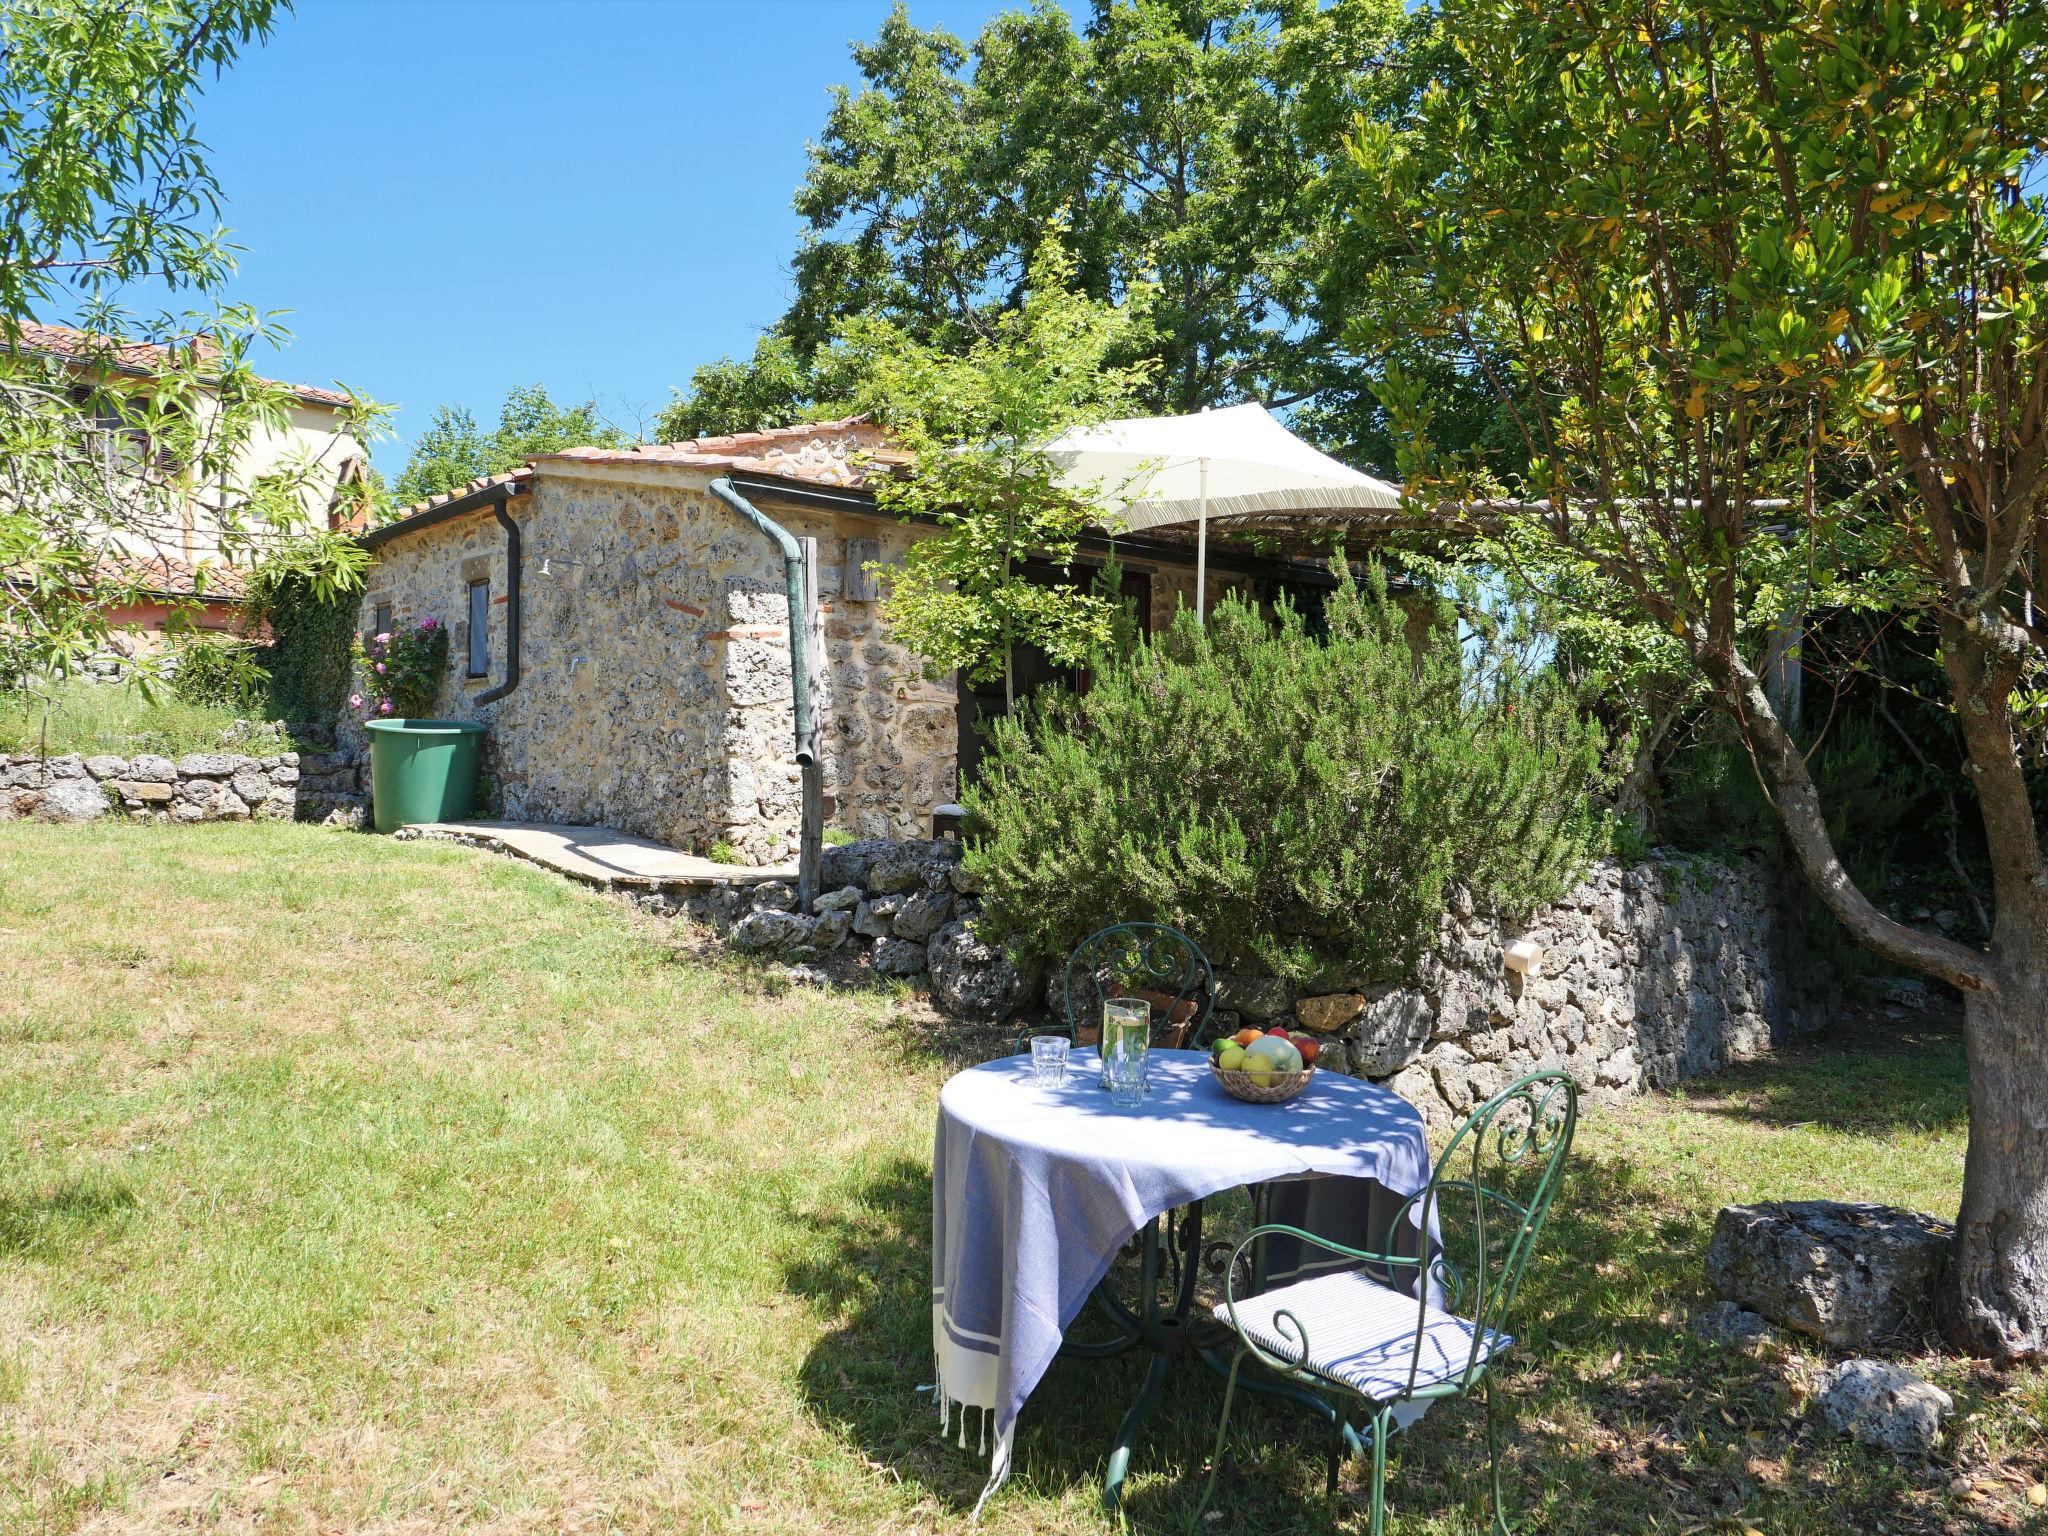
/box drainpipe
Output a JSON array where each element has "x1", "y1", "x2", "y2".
[
  {"x1": 708, "y1": 476, "x2": 821, "y2": 911},
  {"x1": 474, "y1": 504, "x2": 522, "y2": 704}
]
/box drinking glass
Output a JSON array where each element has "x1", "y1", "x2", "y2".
[
  {"x1": 1100, "y1": 997, "x2": 1151, "y2": 1095},
  {"x1": 1030, "y1": 1033, "x2": 1070, "y2": 1085},
  {"x1": 1107, "y1": 1046, "x2": 1149, "y2": 1109}
]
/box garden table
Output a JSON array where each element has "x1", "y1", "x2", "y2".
[{"x1": 930, "y1": 1047, "x2": 1433, "y2": 1517}]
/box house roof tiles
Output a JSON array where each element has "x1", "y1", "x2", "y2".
[
  {"x1": 369, "y1": 418, "x2": 904, "y2": 546},
  {"x1": 7, "y1": 321, "x2": 356, "y2": 409}
]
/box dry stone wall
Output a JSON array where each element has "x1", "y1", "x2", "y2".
[
  {"x1": 0, "y1": 734, "x2": 367, "y2": 826},
  {"x1": 1201, "y1": 854, "x2": 1833, "y2": 1127},
  {"x1": 668, "y1": 841, "x2": 1830, "y2": 1123}
]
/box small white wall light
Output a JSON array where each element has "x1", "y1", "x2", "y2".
[{"x1": 1503, "y1": 939, "x2": 1544, "y2": 977}]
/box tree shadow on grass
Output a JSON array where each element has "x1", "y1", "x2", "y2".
[
  {"x1": 780, "y1": 1139, "x2": 2013, "y2": 1532},
  {"x1": 1679, "y1": 1016, "x2": 1969, "y2": 1137},
  {"x1": 0, "y1": 1175, "x2": 135, "y2": 1258}
]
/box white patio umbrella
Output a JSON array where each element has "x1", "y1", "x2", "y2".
[{"x1": 1046, "y1": 401, "x2": 1403, "y2": 619}]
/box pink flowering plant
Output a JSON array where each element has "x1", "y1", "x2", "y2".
[{"x1": 349, "y1": 615, "x2": 448, "y2": 719}]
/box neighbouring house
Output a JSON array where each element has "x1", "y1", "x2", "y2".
[
  {"x1": 5, "y1": 322, "x2": 368, "y2": 658},
  {"x1": 355, "y1": 417, "x2": 1357, "y2": 862}
]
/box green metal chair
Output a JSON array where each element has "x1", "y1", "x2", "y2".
[
  {"x1": 1189, "y1": 1070, "x2": 1579, "y2": 1535},
  {"x1": 1015, "y1": 921, "x2": 1216, "y2": 1056}
]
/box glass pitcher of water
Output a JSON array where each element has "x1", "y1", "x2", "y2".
[{"x1": 1100, "y1": 997, "x2": 1150, "y2": 1098}]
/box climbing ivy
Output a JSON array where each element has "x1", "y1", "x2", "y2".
[{"x1": 246, "y1": 567, "x2": 358, "y2": 727}]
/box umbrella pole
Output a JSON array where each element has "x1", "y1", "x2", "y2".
[{"x1": 1195, "y1": 457, "x2": 1209, "y2": 624}]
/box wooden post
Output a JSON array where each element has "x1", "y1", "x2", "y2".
[{"x1": 797, "y1": 536, "x2": 823, "y2": 913}]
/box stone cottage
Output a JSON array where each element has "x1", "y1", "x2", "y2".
[{"x1": 357, "y1": 419, "x2": 1337, "y2": 863}]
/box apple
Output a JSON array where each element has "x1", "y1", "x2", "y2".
[
  {"x1": 1217, "y1": 1044, "x2": 1247, "y2": 1072},
  {"x1": 1293, "y1": 1036, "x2": 1321, "y2": 1066},
  {"x1": 1242, "y1": 1034, "x2": 1303, "y2": 1085}
]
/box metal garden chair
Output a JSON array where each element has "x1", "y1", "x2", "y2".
[
  {"x1": 1015, "y1": 921, "x2": 1217, "y2": 1056},
  {"x1": 1189, "y1": 1070, "x2": 1579, "y2": 1535}
]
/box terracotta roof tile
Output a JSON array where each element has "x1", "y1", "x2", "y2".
[
  {"x1": 373, "y1": 419, "x2": 906, "y2": 545},
  {"x1": 7, "y1": 321, "x2": 356, "y2": 409},
  {"x1": 377, "y1": 467, "x2": 532, "y2": 526},
  {"x1": 91, "y1": 551, "x2": 250, "y2": 601},
  {"x1": 531, "y1": 415, "x2": 903, "y2": 489}
]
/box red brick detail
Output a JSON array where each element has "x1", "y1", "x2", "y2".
[
  {"x1": 665, "y1": 599, "x2": 706, "y2": 617},
  {"x1": 704, "y1": 626, "x2": 788, "y2": 641}
]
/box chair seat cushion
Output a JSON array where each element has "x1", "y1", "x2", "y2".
[{"x1": 1214, "y1": 1270, "x2": 1509, "y2": 1400}]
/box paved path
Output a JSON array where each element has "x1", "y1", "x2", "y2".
[{"x1": 399, "y1": 820, "x2": 796, "y2": 890}]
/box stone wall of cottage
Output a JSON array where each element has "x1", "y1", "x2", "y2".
[
  {"x1": 665, "y1": 840, "x2": 1831, "y2": 1124},
  {"x1": 354, "y1": 466, "x2": 960, "y2": 862},
  {"x1": 0, "y1": 733, "x2": 367, "y2": 826}
]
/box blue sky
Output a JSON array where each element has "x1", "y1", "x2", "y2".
[{"x1": 172, "y1": 0, "x2": 1011, "y2": 471}]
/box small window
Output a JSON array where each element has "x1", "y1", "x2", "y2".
[
  {"x1": 466, "y1": 580, "x2": 489, "y2": 678},
  {"x1": 372, "y1": 601, "x2": 392, "y2": 636}
]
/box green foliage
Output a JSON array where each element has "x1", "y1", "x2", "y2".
[
  {"x1": 697, "y1": 0, "x2": 1467, "y2": 471},
  {"x1": 963, "y1": 576, "x2": 1614, "y2": 980},
  {"x1": 166, "y1": 635, "x2": 268, "y2": 713},
  {"x1": 0, "y1": 0, "x2": 283, "y2": 321},
  {"x1": 847, "y1": 241, "x2": 1154, "y2": 702},
  {"x1": 0, "y1": 0, "x2": 384, "y2": 689},
  {"x1": 1347, "y1": 0, "x2": 2048, "y2": 1007},
  {"x1": 392, "y1": 384, "x2": 626, "y2": 507},
  {"x1": 655, "y1": 333, "x2": 823, "y2": 442},
  {"x1": 351, "y1": 617, "x2": 447, "y2": 721},
  {"x1": 0, "y1": 677, "x2": 270, "y2": 757},
  {"x1": 246, "y1": 564, "x2": 358, "y2": 725}
]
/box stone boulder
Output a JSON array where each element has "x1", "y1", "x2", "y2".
[
  {"x1": 929, "y1": 919, "x2": 1034, "y2": 1022},
  {"x1": 750, "y1": 881, "x2": 798, "y2": 913},
  {"x1": 819, "y1": 838, "x2": 895, "y2": 889},
  {"x1": 83, "y1": 754, "x2": 127, "y2": 780},
  {"x1": 730, "y1": 910, "x2": 816, "y2": 953},
  {"x1": 854, "y1": 895, "x2": 904, "y2": 938},
  {"x1": 1817, "y1": 1359, "x2": 1953, "y2": 1457},
  {"x1": 866, "y1": 842, "x2": 959, "y2": 894},
  {"x1": 1295, "y1": 992, "x2": 1365, "y2": 1033},
  {"x1": 872, "y1": 937, "x2": 930, "y2": 977},
  {"x1": 176, "y1": 753, "x2": 234, "y2": 778},
  {"x1": 1215, "y1": 973, "x2": 1297, "y2": 1021},
  {"x1": 31, "y1": 777, "x2": 108, "y2": 822},
  {"x1": 1689, "y1": 1300, "x2": 1775, "y2": 1352},
  {"x1": 812, "y1": 885, "x2": 863, "y2": 915},
  {"x1": 812, "y1": 909, "x2": 854, "y2": 950},
  {"x1": 1351, "y1": 986, "x2": 1436, "y2": 1076},
  {"x1": 1706, "y1": 1201, "x2": 1951, "y2": 1347},
  {"x1": 892, "y1": 889, "x2": 954, "y2": 942}
]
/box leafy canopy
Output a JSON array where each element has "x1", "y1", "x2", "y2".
[
  {"x1": 0, "y1": 0, "x2": 388, "y2": 696},
  {"x1": 846, "y1": 242, "x2": 1153, "y2": 700},
  {"x1": 659, "y1": 0, "x2": 1487, "y2": 472},
  {"x1": 1348, "y1": 0, "x2": 2048, "y2": 1003},
  {"x1": 392, "y1": 383, "x2": 626, "y2": 509}
]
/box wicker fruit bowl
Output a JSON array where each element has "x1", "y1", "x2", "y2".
[{"x1": 1211, "y1": 1064, "x2": 1316, "y2": 1104}]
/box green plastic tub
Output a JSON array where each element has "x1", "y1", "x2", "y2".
[{"x1": 365, "y1": 718, "x2": 486, "y2": 833}]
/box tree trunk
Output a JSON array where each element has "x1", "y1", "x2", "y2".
[
  {"x1": 1698, "y1": 631, "x2": 2048, "y2": 1358},
  {"x1": 1937, "y1": 615, "x2": 2048, "y2": 1360},
  {"x1": 1950, "y1": 942, "x2": 2048, "y2": 1360}
]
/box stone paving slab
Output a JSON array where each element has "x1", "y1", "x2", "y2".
[{"x1": 402, "y1": 820, "x2": 796, "y2": 889}]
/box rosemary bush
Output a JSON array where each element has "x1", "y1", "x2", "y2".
[{"x1": 962, "y1": 577, "x2": 1614, "y2": 983}]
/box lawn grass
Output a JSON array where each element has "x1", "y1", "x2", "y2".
[
  {"x1": 0, "y1": 679, "x2": 281, "y2": 759},
  {"x1": 0, "y1": 821, "x2": 2041, "y2": 1534}
]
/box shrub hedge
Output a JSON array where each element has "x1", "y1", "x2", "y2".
[{"x1": 961, "y1": 576, "x2": 1615, "y2": 983}]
